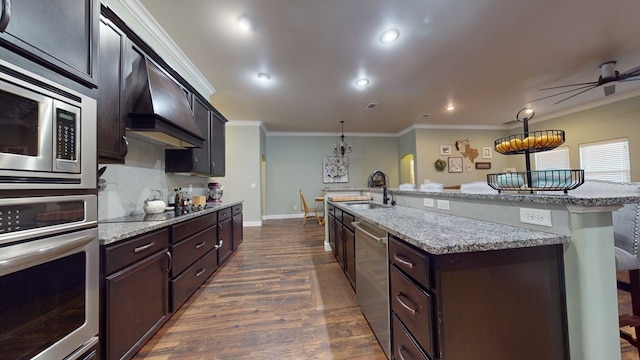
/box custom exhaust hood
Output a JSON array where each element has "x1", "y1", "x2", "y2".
[{"x1": 126, "y1": 56, "x2": 204, "y2": 148}]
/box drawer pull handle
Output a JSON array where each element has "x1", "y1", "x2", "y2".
[
  {"x1": 215, "y1": 240, "x2": 224, "y2": 249},
  {"x1": 398, "y1": 345, "x2": 413, "y2": 360},
  {"x1": 394, "y1": 253, "x2": 414, "y2": 269},
  {"x1": 134, "y1": 241, "x2": 155, "y2": 253},
  {"x1": 195, "y1": 268, "x2": 206, "y2": 277},
  {"x1": 166, "y1": 251, "x2": 173, "y2": 273},
  {"x1": 396, "y1": 292, "x2": 417, "y2": 316},
  {"x1": 195, "y1": 241, "x2": 206, "y2": 249}
]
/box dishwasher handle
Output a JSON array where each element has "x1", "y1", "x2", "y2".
[{"x1": 353, "y1": 221, "x2": 387, "y2": 244}]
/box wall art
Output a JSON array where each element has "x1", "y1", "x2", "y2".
[{"x1": 323, "y1": 156, "x2": 349, "y2": 183}]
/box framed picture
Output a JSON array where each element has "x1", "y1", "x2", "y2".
[
  {"x1": 322, "y1": 156, "x2": 349, "y2": 183},
  {"x1": 440, "y1": 145, "x2": 452, "y2": 156},
  {"x1": 475, "y1": 162, "x2": 491, "y2": 169},
  {"x1": 448, "y1": 157, "x2": 463, "y2": 173},
  {"x1": 482, "y1": 147, "x2": 492, "y2": 159}
]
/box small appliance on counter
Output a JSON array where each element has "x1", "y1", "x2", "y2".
[{"x1": 208, "y1": 182, "x2": 224, "y2": 202}]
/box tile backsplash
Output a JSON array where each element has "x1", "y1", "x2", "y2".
[{"x1": 98, "y1": 137, "x2": 211, "y2": 220}]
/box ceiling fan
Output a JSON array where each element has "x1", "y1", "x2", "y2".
[{"x1": 533, "y1": 61, "x2": 640, "y2": 104}]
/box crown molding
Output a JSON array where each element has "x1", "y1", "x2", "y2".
[{"x1": 119, "y1": 0, "x2": 215, "y2": 97}]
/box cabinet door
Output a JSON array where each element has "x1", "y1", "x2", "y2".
[
  {"x1": 328, "y1": 214, "x2": 336, "y2": 254},
  {"x1": 105, "y1": 250, "x2": 169, "y2": 360},
  {"x1": 0, "y1": 0, "x2": 99, "y2": 87},
  {"x1": 191, "y1": 96, "x2": 211, "y2": 173},
  {"x1": 344, "y1": 228, "x2": 355, "y2": 289},
  {"x1": 336, "y1": 224, "x2": 345, "y2": 268},
  {"x1": 97, "y1": 18, "x2": 128, "y2": 163},
  {"x1": 217, "y1": 217, "x2": 233, "y2": 264},
  {"x1": 232, "y1": 213, "x2": 243, "y2": 251},
  {"x1": 210, "y1": 114, "x2": 225, "y2": 176}
]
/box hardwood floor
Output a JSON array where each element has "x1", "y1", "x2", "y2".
[
  {"x1": 133, "y1": 218, "x2": 639, "y2": 360},
  {"x1": 134, "y1": 219, "x2": 386, "y2": 360}
]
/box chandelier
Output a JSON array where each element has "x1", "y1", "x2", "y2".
[{"x1": 334, "y1": 121, "x2": 352, "y2": 156}]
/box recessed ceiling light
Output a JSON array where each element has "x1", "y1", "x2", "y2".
[
  {"x1": 380, "y1": 28, "x2": 400, "y2": 44},
  {"x1": 446, "y1": 105, "x2": 455, "y2": 111},
  {"x1": 355, "y1": 78, "x2": 369, "y2": 87},
  {"x1": 236, "y1": 15, "x2": 253, "y2": 32},
  {"x1": 257, "y1": 73, "x2": 271, "y2": 82}
]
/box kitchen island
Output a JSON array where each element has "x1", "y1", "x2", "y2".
[{"x1": 324, "y1": 186, "x2": 640, "y2": 360}]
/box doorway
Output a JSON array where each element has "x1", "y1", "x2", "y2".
[{"x1": 400, "y1": 154, "x2": 415, "y2": 185}]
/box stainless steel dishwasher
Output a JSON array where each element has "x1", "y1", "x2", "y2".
[{"x1": 353, "y1": 220, "x2": 390, "y2": 358}]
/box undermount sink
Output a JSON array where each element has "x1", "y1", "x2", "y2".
[{"x1": 345, "y1": 201, "x2": 390, "y2": 210}]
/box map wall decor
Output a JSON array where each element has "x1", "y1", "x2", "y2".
[{"x1": 323, "y1": 156, "x2": 349, "y2": 183}]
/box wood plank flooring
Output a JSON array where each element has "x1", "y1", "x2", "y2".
[
  {"x1": 134, "y1": 219, "x2": 386, "y2": 360},
  {"x1": 133, "y1": 218, "x2": 639, "y2": 360}
]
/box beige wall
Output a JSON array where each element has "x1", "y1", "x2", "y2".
[
  {"x1": 414, "y1": 128, "x2": 511, "y2": 186},
  {"x1": 518, "y1": 96, "x2": 640, "y2": 181}
]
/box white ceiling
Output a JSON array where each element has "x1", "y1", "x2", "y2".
[{"x1": 138, "y1": 0, "x2": 640, "y2": 134}]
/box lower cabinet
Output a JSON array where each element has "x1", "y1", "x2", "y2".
[
  {"x1": 101, "y1": 204, "x2": 244, "y2": 360},
  {"x1": 327, "y1": 203, "x2": 356, "y2": 290},
  {"x1": 232, "y1": 204, "x2": 243, "y2": 251},
  {"x1": 101, "y1": 228, "x2": 170, "y2": 360},
  {"x1": 389, "y1": 235, "x2": 568, "y2": 360}
]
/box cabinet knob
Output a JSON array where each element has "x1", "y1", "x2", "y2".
[
  {"x1": 193, "y1": 155, "x2": 198, "y2": 170},
  {"x1": 121, "y1": 135, "x2": 129, "y2": 157}
]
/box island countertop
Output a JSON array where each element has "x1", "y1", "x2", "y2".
[{"x1": 330, "y1": 200, "x2": 569, "y2": 255}]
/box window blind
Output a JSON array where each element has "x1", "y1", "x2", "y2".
[
  {"x1": 534, "y1": 147, "x2": 570, "y2": 170},
  {"x1": 579, "y1": 138, "x2": 630, "y2": 182}
]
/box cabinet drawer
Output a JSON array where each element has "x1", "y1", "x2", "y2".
[
  {"x1": 327, "y1": 204, "x2": 335, "y2": 215},
  {"x1": 390, "y1": 266, "x2": 434, "y2": 357},
  {"x1": 104, "y1": 228, "x2": 170, "y2": 275},
  {"x1": 342, "y1": 211, "x2": 355, "y2": 232},
  {"x1": 334, "y1": 208, "x2": 343, "y2": 222},
  {"x1": 171, "y1": 212, "x2": 217, "y2": 244},
  {"x1": 170, "y1": 248, "x2": 217, "y2": 312},
  {"x1": 217, "y1": 207, "x2": 232, "y2": 222},
  {"x1": 171, "y1": 226, "x2": 218, "y2": 276},
  {"x1": 389, "y1": 236, "x2": 430, "y2": 289},
  {"x1": 232, "y1": 203, "x2": 243, "y2": 215},
  {"x1": 392, "y1": 314, "x2": 429, "y2": 360}
]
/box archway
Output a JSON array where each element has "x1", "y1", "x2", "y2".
[{"x1": 400, "y1": 154, "x2": 415, "y2": 185}]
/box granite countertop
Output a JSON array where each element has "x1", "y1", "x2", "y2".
[
  {"x1": 98, "y1": 200, "x2": 242, "y2": 246},
  {"x1": 330, "y1": 201, "x2": 570, "y2": 255},
  {"x1": 325, "y1": 186, "x2": 640, "y2": 207}
]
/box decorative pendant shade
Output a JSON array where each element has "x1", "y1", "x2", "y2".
[{"x1": 334, "y1": 121, "x2": 352, "y2": 156}]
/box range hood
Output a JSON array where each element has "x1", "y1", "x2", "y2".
[{"x1": 126, "y1": 57, "x2": 204, "y2": 148}]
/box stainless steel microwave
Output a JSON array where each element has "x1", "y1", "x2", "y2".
[{"x1": 0, "y1": 59, "x2": 96, "y2": 190}]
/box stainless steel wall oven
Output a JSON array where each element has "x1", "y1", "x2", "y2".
[
  {"x1": 0, "y1": 195, "x2": 98, "y2": 360},
  {"x1": 0, "y1": 59, "x2": 99, "y2": 360}
]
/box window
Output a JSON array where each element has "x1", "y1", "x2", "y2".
[
  {"x1": 534, "y1": 147, "x2": 570, "y2": 170},
  {"x1": 579, "y1": 138, "x2": 630, "y2": 182}
]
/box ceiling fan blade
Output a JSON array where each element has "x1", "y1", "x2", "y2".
[
  {"x1": 531, "y1": 83, "x2": 599, "y2": 102},
  {"x1": 539, "y1": 81, "x2": 599, "y2": 90},
  {"x1": 603, "y1": 84, "x2": 615, "y2": 96},
  {"x1": 620, "y1": 74, "x2": 640, "y2": 82},
  {"x1": 619, "y1": 65, "x2": 640, "y2": 78},
  {"x1": 553, "y1": 84, "x2": 599, "y2": 104}
]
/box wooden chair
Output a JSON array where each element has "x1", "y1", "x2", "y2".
[{"x1": 299, "y1": 189, "x2": 323, "y2": 225}]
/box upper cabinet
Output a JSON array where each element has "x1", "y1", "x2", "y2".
[
  {"x1": 0, "y1": 0, "x2": 99, "y2": 88},
  {"x1": 97, "y1": 17, "x2": 130, "y2": 163},
  {"x1": 210, "y1": 111, "x2": 226, "y2": 177}
]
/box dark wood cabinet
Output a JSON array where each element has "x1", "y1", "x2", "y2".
[
  {"x1": 164, "y1": 106, "x2": 226, "y2": 176},
  {"x1": 217, "y1": 216, "x2": 233, "y2": 264},
  {"x1": 210, "y1": 114, "x2": 226, "y2": 176},
  {"x1": 389, "y1": 235, "x2": 568, "y2": 360},
  {"x1": 97, "y1": 18, "x2": 129, "y2": 163},
  {"x1": 232, "y1": 204, "x2": 243, "y2": 251},
  {"x1": 328, "y1": 204, "x2": 355, "y2": 290},
  {"x1": 101, "y1": 229, "x2": 170, "y2": 360},
  {"x1": 0, "y1": 0, "x2": 99, "y2": 88}
]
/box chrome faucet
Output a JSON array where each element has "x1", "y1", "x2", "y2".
[{"x1": 383, "y1": 185, "x2": 389, "y2": 205}]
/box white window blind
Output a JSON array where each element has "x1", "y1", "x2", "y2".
[
  {"x1": 534, "y1": 147, "x2": 570, "y2": 170},
  {"x1": 579, "y1": 138, "x2": 630, "y2": 182}
]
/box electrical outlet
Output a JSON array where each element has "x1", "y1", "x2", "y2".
[
  {"x1": 437, "y1": 199, "x2": 450, "y2": 210},
  {"x1": 424, "y1": 198, "x2": 434, "y2": 207},
  {"x1": 519, "y1": 208, "x2": 552, "y2": 227}
]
